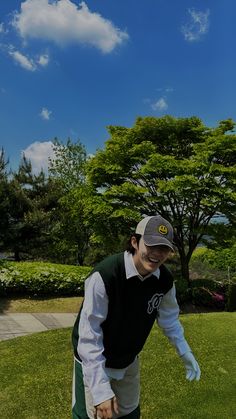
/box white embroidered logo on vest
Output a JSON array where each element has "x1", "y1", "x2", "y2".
[{"x1": 147, "y1": 293, "x2": 164, "y2": 314}]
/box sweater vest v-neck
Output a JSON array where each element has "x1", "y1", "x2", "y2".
[{"x1": 72, "y1": 252, "x2": 173, "y2": 369}]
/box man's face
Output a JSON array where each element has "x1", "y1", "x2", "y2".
[{"x1": 131, "y1": 236, "x2": 172, "y2": 276}]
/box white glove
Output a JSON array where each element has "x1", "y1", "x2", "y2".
[{"x1": 181, "y1": 351, "x2": 201, "y2": 381}]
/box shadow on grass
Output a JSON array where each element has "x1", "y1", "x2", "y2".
[{"x1": 0, "y1": 297, "x2": 11, "y2": 313}]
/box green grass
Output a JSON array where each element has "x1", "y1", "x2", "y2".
[
  {"x1": 140, "y1": 312, "x2": 236, "y2": 419},
  {"x1": 0, "y1": 296, "x2": 83, "y2": 313},
  {"x1": 0, "y1": 313, "x2": 236, "y2": 419}
]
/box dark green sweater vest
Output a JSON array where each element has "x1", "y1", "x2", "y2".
[{"x1": 72, "y1": 252, "x2": 173, "y2": 369}]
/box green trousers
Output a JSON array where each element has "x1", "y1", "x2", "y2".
[{"x1": 72, "y1": 360, "x2": 140, "y2": 419}]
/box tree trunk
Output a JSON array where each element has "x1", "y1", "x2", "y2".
[
  {"x1": 14, "y1": 248, "x2": 20, "y2": 262},
  {"x1": 180, "y1": 259, "x2": 190, "y2": 284},
  {"x1": 178, "y1": 250, "x2": 190, "y2": 285},
  {"x1": 77, "y1": 248, "x2": 84, "y2": 266}
]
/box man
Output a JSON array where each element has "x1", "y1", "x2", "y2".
[{"x1": 72, "y1": 215, "x2": 201, "y2": 419}]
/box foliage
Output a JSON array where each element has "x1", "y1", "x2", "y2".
[
  {"x1": 1, "y1": 313, "x2": 236, "y2": 418},
  {"x1": 48, "y1": 138, "x2": 95, "y2": 264},
  {"x1": 1, "y1": 116, "x2": 236, "y2": 277},
  {"x1": 191, "y1": 246, "x2": 236, "y2": 273},
  {"x1": 52, "y1": 186, "x2": 93, "y2": 265},
  {"x1": 191, "y1": 286, "x2": 225, "y2": 309},
  {"x1": 87, "y1": 116, "x2": 236, "y2": 282},
  {"x1": 47, "y1": 137, "x2": 129, "y2": 264},
  {"x1": 190, "y1": 247, "x2": 236, "y2": 309},
  {"x1": 48, "y1": 138, "x2": 87, "y2": 191},
  {"x1": 0, "y1": 147, "x2": 9, "y2": 178},
  {"x1": 0, "y1": 261, "x2": 91, "y2": 297},
  {"x1": 174, "y1": 276, "x2": 191, "y2": 304},
  {"x1": 0, "y1": 148, "x2": 11, "y2": 248},
  {"x1": 175, "y1": 274, "x2": 226, "y2": 309},
  {"x1": 226, "y1": 276, "x2": 236, "y2": 312},
  {"x1": 1, "y1": 154, "x2": 63, "y2": 261},
  {"x1": 200, "y1": 221, "x2": 236, "y2": 250}
]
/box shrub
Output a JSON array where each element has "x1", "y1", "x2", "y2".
[
  {"x1": 191, "y1": 246, "x2": 236, "y2": 273},
  {"x1": 226, "y1": 276, "x2": 236, "y2": 312},
  {"x1": 0, "y1": 261, "x2": 91, "y2": 297},
  {"x1": 175, "y1": 277, "x2": 192, "y2": 304},
  {"x1": 190, "y1": 278, "x2": 226, "y2": 309}
]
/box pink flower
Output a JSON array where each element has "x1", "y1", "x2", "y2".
[{"x1": 212, "y1": 292, "x2": 224, "y2": 302}]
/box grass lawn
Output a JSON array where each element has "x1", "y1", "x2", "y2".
[
  {"x1": 0, "y1": 296, "x2": 83, "y2": 313},
  {"x1": 0, "y1": 312, "x2": 236, "y2": 419}
]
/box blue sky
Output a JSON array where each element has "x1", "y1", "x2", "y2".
[{"x1": 0, "y1": 0, "x2": 235, "y2": 173}]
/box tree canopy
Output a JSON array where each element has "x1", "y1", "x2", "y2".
[
  {"x1": 87, "y1": 116, "x2": 236, "y2": 281},
  {"x1": 1, "y1": 117, "x2": 235, "y2": 277}
]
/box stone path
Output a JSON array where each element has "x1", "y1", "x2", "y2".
[{"x1": 0, "y1": 313, "x2": 77, "y2": 341}]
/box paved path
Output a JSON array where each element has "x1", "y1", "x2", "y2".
[{"x1": 0, "y1": 313, "x2": 77, "y2": 341}]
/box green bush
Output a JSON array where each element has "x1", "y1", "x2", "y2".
[
  {"x1": 226, "y1": 276, "x2": 236, "y2": 312},
  {"x1": 190, "y1": 278, "x2": 226, "y2": 309},
  {"x1": 191, "y1": 286, "x2": 214, "y2": 307},
  {"x1": 175, "y1": 277, "x2": 192, "y2": 304},
  {"x1": 191, "y1": 246, "x2": 236, "y2": 273},
  {"x1": 190, "y1": 278, "x2": 224, "y2": 292},
  {"x1": 0, "y1": 261, "x2": 91, "y2": 297}
]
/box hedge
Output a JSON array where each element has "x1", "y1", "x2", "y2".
[{"x1": 0, "y1": 261, "x2": 91, "y2": 297}]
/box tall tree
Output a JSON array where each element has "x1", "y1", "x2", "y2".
[
  {"x1": 0, "y1": 148, "x2": 10, "y2": 250},
  {"x1": 87, "y1": 116, "x2": 236, "y2": 282},
  {"x1": 48, "y1": 138, "x2": 93, "y2": 265},
  {"x1": 48, "y1": 138, "x2": 87, "y2": 191},
  {"x1": 4, "y1": 155, "x2": 61, "y2": 261},
  {"x1": 0, "y1": 147, "x2": 9, "y2": 179}
]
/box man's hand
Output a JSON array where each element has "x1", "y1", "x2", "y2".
[
  {"x1": 181, "y1": 351, "x2": 201, "y2": 381},
  {"x1": 95, "y1": 396, "x2": 119, "y2": 419}
]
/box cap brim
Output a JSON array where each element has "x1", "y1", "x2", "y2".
[{"x1": 143, "y1": 236, "x2": 174, "y2": 251}]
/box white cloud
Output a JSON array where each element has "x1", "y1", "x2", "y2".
[
  {"x1": 156, "y1": 87, "x2": 174, "y2": 93},
  {"x1": 23, "y1": 141, "x2": 55, "y2": 174},
  {"x1": 182, "y1": 8, "x2": 210, "y2": 42},
  {"x1": 38, "y1": 53, "x2": 49, "y2": 67},
  {"x1": 7, "y1": 45, "x2": 49, "y2": 71},
  {"x1": 165, "y1": 87, "x2": 174, "y2": 93},
  {"x1": 8, "y1": 48, "x2": 36, "y2": 71},
  {"x1": 0, "y1": 23, "x2": 4, "y2": 33},
  {"x1": 151, "y1": 98, "x2": 168, "y2": 112},
  {"x1": 12, "y1": 0, "x2": 128, "y2": 53},
  {"x1": 40, "y1": 107, "x2": 52, "y2": 120}
]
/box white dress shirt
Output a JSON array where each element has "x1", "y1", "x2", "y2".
[{"x1": 77, "y1": 251, "x2": 191, "y2": 406}]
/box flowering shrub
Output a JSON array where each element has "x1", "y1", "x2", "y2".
[{"x1": 191, "y1": 279, "x2": 226, "y2": 309}]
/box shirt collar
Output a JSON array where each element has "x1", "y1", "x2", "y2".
[{"x1": 124, "y1": 251, "x2": 160, "y2": 281}]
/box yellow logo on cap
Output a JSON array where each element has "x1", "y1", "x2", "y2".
[{"x1": 158, "y1": 225, "x2": 168, "y2": 235}]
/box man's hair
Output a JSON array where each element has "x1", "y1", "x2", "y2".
[{"x1": 126, "y1": 234, "x2": 141, "y2": 255}]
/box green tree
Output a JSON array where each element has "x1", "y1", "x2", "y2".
[
  {"x1": 87, "y1": 116, "x2": 236, "y2": 282},
  {"x1": 48, "y1": 138, "x2": 93, "y2": 265},
  {"x1": 4, "y1": 155, "x2": 61, "y2": 261},
  {"x1": 0, "y1": 148, "x2": 11, "y2": 251},
  {"x1": 48, "y1": 138, "x2": 87, "y2": 191},
  {"x1": 0, "y1": 147, "x2": 9, "y2": 178}
]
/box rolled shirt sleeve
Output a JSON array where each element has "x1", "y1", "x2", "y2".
[
  {"x1": 157, "y1": 284, "x2": 191, "y2": 356},
  {"x1": 78, "y1": 272, "x2": 115, "y2": 406}
]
